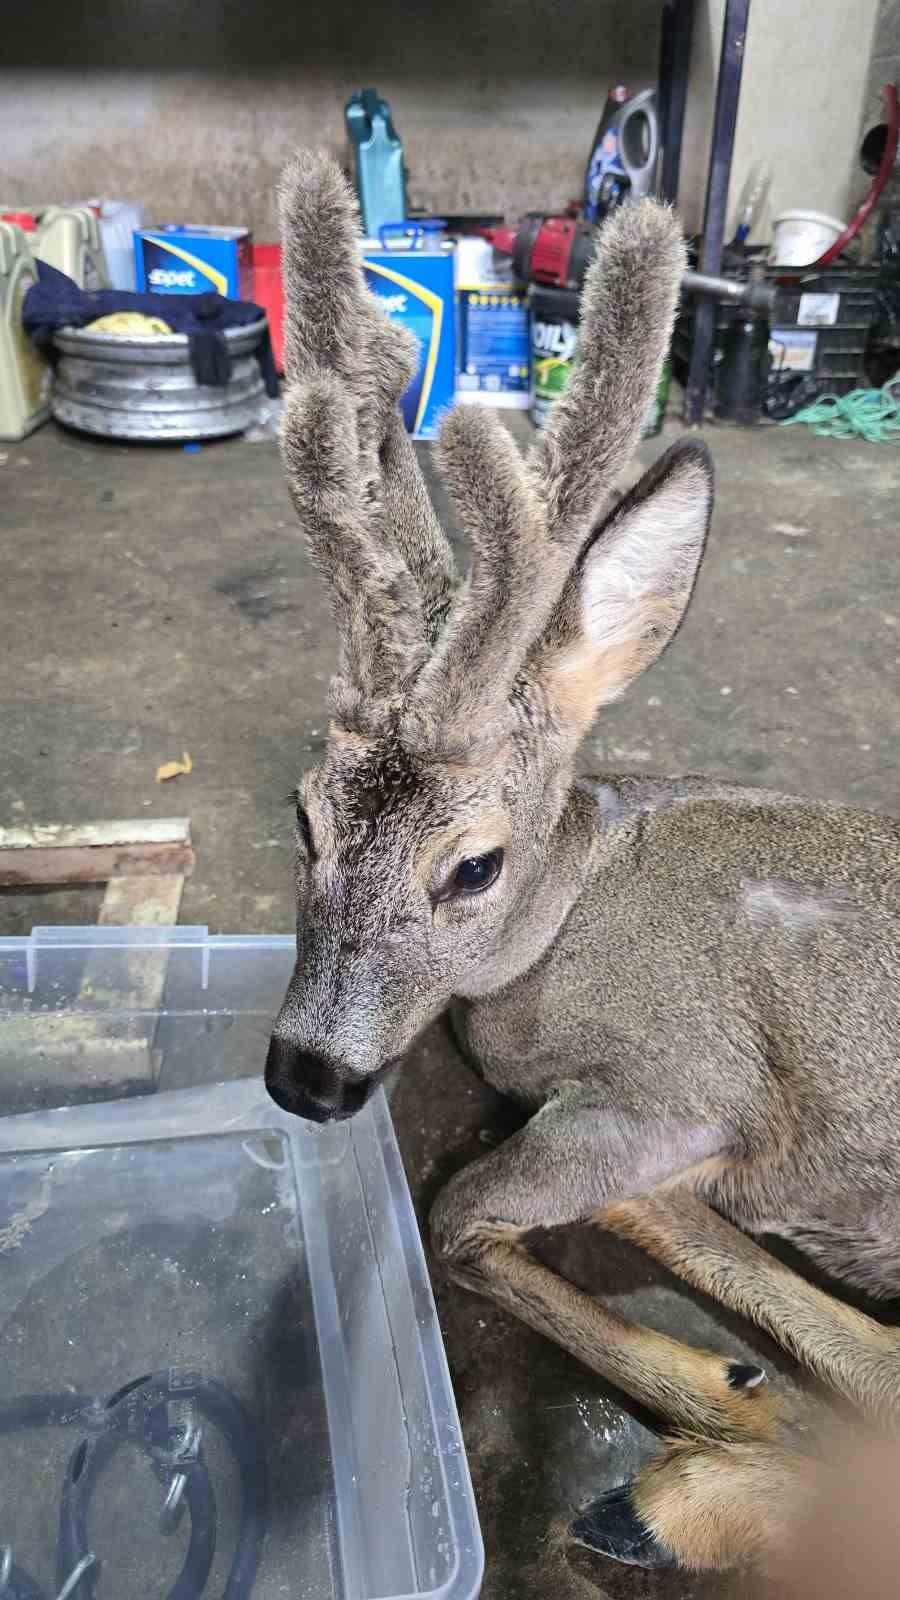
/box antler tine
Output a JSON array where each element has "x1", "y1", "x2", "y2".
[
  {"x1": 278, "y1": 149, "x2": 459, "y2": 720},
  {"x1": 404, "y1": 200, "x2": 686, "y2": 758},
  {"x1": 532, "y1": 199, "x2": 687, "y2": 547},
  {"x1": 278, "y1": 148, "x2": 372, "y2": 388},
  {"x1": 402, "y1": 407, "x2": 547, "y2": 754},
  {"x1": 280, "y1": 376, "x2": 428, "y2": 723},
  {"x1": 366, "y1": 316, "x2": 459, "y2": 644},
  {"x1": 278, "y1": 150, "x2": 430, "y2": 725},
  {"x1": 278, "y1": 150, "x2": 402, "y2": 501}
]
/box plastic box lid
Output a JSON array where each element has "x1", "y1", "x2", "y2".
[{"x1": 0, "y1": 927, "x2": 483, "y2": 1600}]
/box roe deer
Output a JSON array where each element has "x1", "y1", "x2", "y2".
[{"x1": 265, "y1": 149, "x2": 900, "y2": 1572}]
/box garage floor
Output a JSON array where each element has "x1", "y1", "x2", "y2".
[{"x1": 2, "y1": 414, "x2": 899, "y2": 1599}]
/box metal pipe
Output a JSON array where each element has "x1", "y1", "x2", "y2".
[
  {"x1": 658, "y1": 0, "x2": 695, "y2": 205},
  {"x1": 684, "y1": 0, "x2": 751, "y2": 424},
  {"x1": 682, "y1": 269, "x2": 775, "y2": 312}
]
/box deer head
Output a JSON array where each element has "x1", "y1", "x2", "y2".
[{"x1": 266, "y1": 149, "x2": 713, "y2": 1123}]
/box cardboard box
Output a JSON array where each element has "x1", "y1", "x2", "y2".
[
  {"x1": 134, "y1": 226, "x2": 254, "y2": 300},
  {"x1": 361, "y1": 243, "x2": 456, "y2": 439}
]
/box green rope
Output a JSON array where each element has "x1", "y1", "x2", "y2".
[{"x1": 780, "y1": 373, "x2": 900, "y2": 441}]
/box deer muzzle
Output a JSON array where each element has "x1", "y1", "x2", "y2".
[{"x1": 264, "y1": 1035, "x2": 389, "y2": 1123}]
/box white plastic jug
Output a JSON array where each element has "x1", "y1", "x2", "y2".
[{"x1": 77, "y1": 198, "x2": 144, "y2": 289}]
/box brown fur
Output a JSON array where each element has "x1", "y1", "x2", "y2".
[
  {"x1": 635, "y1": 1437, "x2": 810, "y2": 1571},
  {"x1": 632, "y1": 1425, "x2": 900, "y2": 1581},
  {"x1": 602, "y1": 1191, "x2": 900, "y2": 1415},
  {"x1": 268, "y1": 149, "x2": 900, "y2": 1575}
]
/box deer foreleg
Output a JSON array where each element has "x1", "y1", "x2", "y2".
[
  {"x1": 431, "y1": 1091, "x2": 781, "y2": 1443},
  {"x1": 601, "y1": 1189, "x2": 900, "y2": 1423}
]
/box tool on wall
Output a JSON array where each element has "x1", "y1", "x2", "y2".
[{"x1": 481, "y1": 212, "x2": 595, "y2": 293}]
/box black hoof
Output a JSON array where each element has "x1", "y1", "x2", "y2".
[{"x1": 570, "y1": 1483, "x2": 676, "y2": 1569}]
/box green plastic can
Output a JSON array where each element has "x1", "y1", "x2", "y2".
[
  {"x1": 641, "y1": 356, "x2": 671, "y2": 438},
  {"x1": 530, "y1": 284, "x2": 579, "y2": 429}
]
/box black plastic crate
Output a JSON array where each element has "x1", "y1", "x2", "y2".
[{"x1": 673, "y1": 265, "x2": 881, "y2": 399}]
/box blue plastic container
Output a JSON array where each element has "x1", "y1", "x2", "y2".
[
  {"x1": 379, "y1": 221, "x2": 447, "y2": 253},
  {"x1": 345, "y1": 89, "x2": 407, "y2": 239}
]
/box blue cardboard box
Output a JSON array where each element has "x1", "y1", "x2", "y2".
[
  {"x1": 361, "y1": 244, "x2": 455, "y2": 439},
  {"x1": 134, "y1": 225, "x2": 254, "y2": 299}
]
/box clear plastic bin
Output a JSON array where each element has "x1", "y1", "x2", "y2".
[{"x1": 0, "y1": 926, "x2": 483, "y2": 1600}]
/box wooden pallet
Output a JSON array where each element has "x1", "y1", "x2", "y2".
[{"x1": 0, "y1": 818, "x2": 196, "y2": 1099}]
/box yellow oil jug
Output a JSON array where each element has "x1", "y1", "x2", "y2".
[
  {"x1": 0, "y1": 221, "x2": 51, "y2": 441},
  {"x1": 34, "y1": 206, "x2": 110, "y2": 290}
]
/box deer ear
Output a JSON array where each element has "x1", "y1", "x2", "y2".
[{"x1": 538, "y1": 440, "x2": 713, "y2": 736}]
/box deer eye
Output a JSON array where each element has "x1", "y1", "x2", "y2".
[
  {"x1": 295, "y1": 804, "x2": 314, "y2": 855},
  {"x1": 451, "y1": 849, "x2": 504, "y2": 896}
]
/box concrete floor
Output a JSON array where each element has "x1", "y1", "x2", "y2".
[{"x1": 2, "y1": 414, "x2": 900, "y2": 1598}]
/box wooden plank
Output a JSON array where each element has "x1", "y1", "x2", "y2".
[
  {"x1": 0, "y1": 841, "x2": 194, "y2": 888},
  {"x1": 0, "y1": 818, "x2": 191, "y2": 851},
  {"x1": 98, "y1": 873, "x2": 186, "y2": 928},
  {"x1": 68, "y1": 874, "x2": 189, "y2": 1077},
  {"x1": 0, "y1": 883, "x2": 189, "y2": 1096},
  {"x1": 0, "y1": 827, "x2": 193, "y2": 1103}
]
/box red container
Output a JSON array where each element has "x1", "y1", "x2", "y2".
[{"x1": 252, "y1": 243, "x2": 284, "y2": 373}]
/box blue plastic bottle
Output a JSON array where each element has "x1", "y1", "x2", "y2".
[{"x1": 345, "y1": 89, "x2": 407, "y2": 239}]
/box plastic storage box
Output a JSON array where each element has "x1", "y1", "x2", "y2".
[
  {"x1": 0, "y1": 926, "x2": 483, "y2": 1600},
  {"x1": 674, "y1": 264, "x2": 880, "y2": 397}
]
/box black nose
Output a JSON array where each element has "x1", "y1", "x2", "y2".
[{"x1": 265, "y1": 1036, "x2": 378, "y2": 1123}]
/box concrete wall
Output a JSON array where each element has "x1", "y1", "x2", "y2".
[
  {"x1": 0, "y1": 0, "x2": 883, "y2": 243},
  {"x1": 678, "y1": 0, "x2": 880, "y2": 242},
  {"x1": 2, "y1": 0, "x2": 665, "y2": 236}
]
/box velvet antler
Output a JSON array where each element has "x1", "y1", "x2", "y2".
[
  {"x1": 278, "y1": 150, "x2": 456, "y2": 729},
  {"x1": 402, "y1": 200, "x2": 687, "y2": 757}
]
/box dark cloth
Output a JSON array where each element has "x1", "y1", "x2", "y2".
[
  {"x1": 190, "y1": 329, "x2": 233, "y2": 388},
  {"x1": 23, "y1": 260, "x2": 279, "y2": 397}
]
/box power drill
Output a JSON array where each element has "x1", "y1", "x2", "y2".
[
  {"x1": 480, "y1": 83, "x2": 659, "y2": 291},
  {"x1": 481, "y1": 211, "x2": 597, "y2": 293}
]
